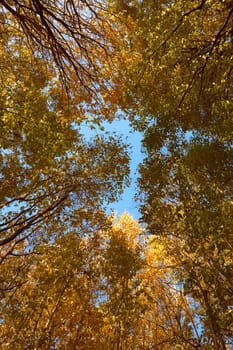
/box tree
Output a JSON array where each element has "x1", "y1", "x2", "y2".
[
  {"x1": 1, "y1": 213, "x2": 204, "y2": 349},
  {"x1": 0, "y1": 34, "x2": 130, "y2": 256},
  {"x1": 110, "y1": 0, "x2": 233, "y2": 133},
  {"x1": 0, "y1": 0, "x2": 115, "y2": 96},
  {"x1": 100, "y1": 213, "x2": 145, "y2": 350},
  {"x1": 0, "y1": 214, "x2": 144, "y2": 349},
  {"x1": 0, "y1": 223, "x2": 105, "y2": 349},
  {"x1": 110, "y1": 0, "x2": 233, "y2": 348}
]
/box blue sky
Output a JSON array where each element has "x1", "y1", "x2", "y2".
[{"x1": 81, "y1": 119, "x2": 144, "y2": 219}]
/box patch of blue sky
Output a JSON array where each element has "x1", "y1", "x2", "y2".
[{"x1": 80, "y1": 118, "x2": 144, "y2": 219}]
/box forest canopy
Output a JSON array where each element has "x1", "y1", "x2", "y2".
[{"x1": 0, "y1": 1, "x2": 232, "y2": 349}]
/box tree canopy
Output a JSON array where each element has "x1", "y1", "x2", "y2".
[
  {"x1": 0, "y1": 0, "x2": 112, "y2": 92},
  {"x1": 108, "y1": 0, "x2": 233, "y2": 348},
  {"x1": 0, "y1": 0, "x2": 232, "y2": 349}
]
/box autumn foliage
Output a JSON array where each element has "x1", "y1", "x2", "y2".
[{"x1": 0, "y1": 1, "x2": 232, "y2": 349}]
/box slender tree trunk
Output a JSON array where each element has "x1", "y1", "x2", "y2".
[{"x1": 201, "y1": 288, "x2": 226, "y2": 350}]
